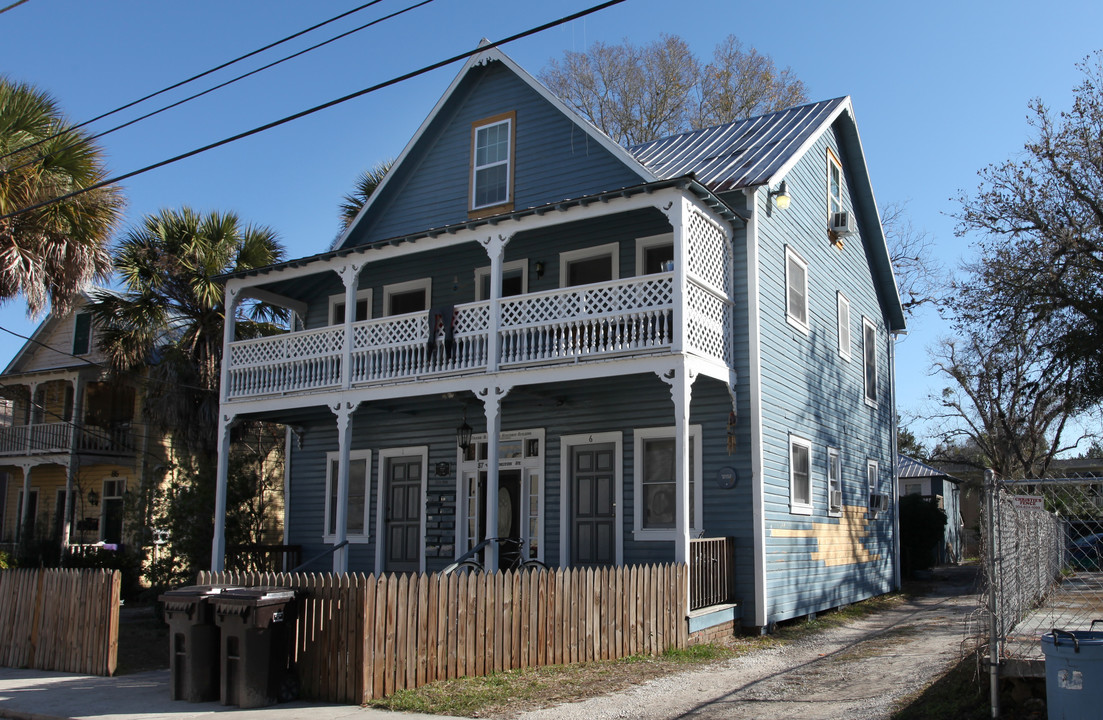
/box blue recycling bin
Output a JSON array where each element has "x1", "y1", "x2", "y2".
[{"x1": 1041, "y1": 627, "x2": 1103, "y2": 720}]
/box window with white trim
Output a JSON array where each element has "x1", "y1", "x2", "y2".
[
  {"x1": 789, "y1": 435, "x2": 812, "y2": 515},
  {"x1": 474, "y1": 259, "x2": 528, "y2": 301},
  {"x1": 785, "y1": 247, "x2": 809, "y2": 332},
  {"x1": 324, "y1": 449, "x2": 371, "y2": 541},
  {"x1": 384, "y1": 278, "x2": 431, "y2": 316},
  {"x1": 633, "y1": 426, "x2": 702, "y2": 538},
  {"x1": 837, "y1": 292, "x2": 851, "y2": 360},
  {"x1": 863, "y1": 317, "x2": 878, "y2": 405},
  {"x1": 560, "y1": 242, "x2": 619, "y2": 287},
  {"x1": 329, "y1": 289, "x2": 372, "y2": 325},
  {"x1": 635, "y1": 233, "x2": 674, "y2": 275},
  {"x1": 828, "y1": 148, "x2": 843, "y2": 219},
  {"x1": 471, "y1": 113, "x2": 514, "y2": 211},
  {"x1": 72, "y1": 312, "x2": 93, "y2": 355},
  {"x1": 827, "y1": 447, "x2": 842, "y2": 515},
  {"x1": 867, "y1": 459, "x2": 879, "y2": 496}
]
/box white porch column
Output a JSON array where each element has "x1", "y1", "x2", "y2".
[
  {"x1": 659, "y1": 366, "x2": 694, "y2": 565},
  {"x1": 337, "y1": 263, "x2": 361, "y2": 390},
  {"x1": 478, "y1": 385, "x2": 509, "y2": 570},
  {"x1": 61, "y1": 377, "x2": 85, "y2": 552},
  {"x1": 210, "y1": 413, "x2": 236, "y2": 572},
  {"x1": 479, "y1": 233, "x2": 511, "y2": 373},
  {"x1": 25, "y1": 382, "x2": 39, "y2": 453},
  {"x1": 219, "y1": 286, "x2": 240, "y2": 405},
  {"x1": 663, "y1": 198, "x2": 690, "y2": 355},
  {"x1": 331, "y1": 400, "x2": 360, "y2": 573},
  {"x1": 17, "y1": 462, "x2": 32, "y2": 547}
]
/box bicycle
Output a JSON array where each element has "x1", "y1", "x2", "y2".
[{"x1": 443, "y1": 536, "x2": 548, "y2": 574}]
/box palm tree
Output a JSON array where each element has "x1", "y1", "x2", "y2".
[
  {"x1": 338, "y1": 160, "x2": 393, "y2": 232},
  {"x1": 0, "y1": 77, "x2": 124, "y2": 316}
]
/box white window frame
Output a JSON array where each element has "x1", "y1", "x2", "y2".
[
  {"x1": 632, "y1": 425, "x2": 703, "y2": 540},
  {"x1": 559, "y1": 431, "x2": 623, "y2": 567},
  {"x1": 559, "y1": 242, "x2": 620, "y2": 288},
  {"x1": 470, "y1": 113, "x2": 514, "y2": 212},
  {"x1": 785, "y1": 246, "x2": 809, "y2": 333},
  {"x1": 862, "y1": 316, "x2": 878, "y2": 406},
  {"x1": 867, "y1": 459, "x2": 879, "y2": 496},
  {"x1": 634, "y1": 233, "x2": 674, "y2": 276},
  {"x1": 828, "y1": 148, "x2": 843, "y2": 219},
  {"x1": 383, "y1": 277, "x2": 431, "y2": 316},
  {"x1": 789, "y1": 435, "x2": 813, "y2": 515},
  {"x1": 328, "y1": 289, "x2": 373, "y2": 326},
  {"x1": 837, "y1": 292, "x2": 851, "y2": 361},
  {"x1": 474, "y1": 259, "x2": 528, "y2": 301},
  {"x1": 827, "y1": 447, "x2": 842, "y2": 517},
  {"x1": 374, "y1": 445, "x2": 429, "y2": 574},
  {"x1": 323, "y1": 448, "x2": 371, "y2": 543}
]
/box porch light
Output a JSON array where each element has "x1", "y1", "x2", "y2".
[
  {"x1": 87, "y1": 489, "x2": 99, "y2": 506},
  {"x1": 534, "y1": 261, "x2": 545, "y2": 279},
  {"x1": 769, "y1": 181, "x2": 791, "y2": 210},
  {"x1": 456, "y1": 408, "x2": 473, "y2": 451}
]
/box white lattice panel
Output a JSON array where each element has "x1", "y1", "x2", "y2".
[
  {"x1": 500, "y1": 276, "x2": 673, "y2": 328},
  {"x1": 686, "y1": 208, "x2": 731, "y2": 297},
  {"x1": 453, "y1": 302, "x2": 490, "y2": 334},
  {"x1": 685, "y1": 282, "x2": 731, "y2": 365},
  {"x1": 355, "y1": 314, "x2": 427, "y2": 349}
]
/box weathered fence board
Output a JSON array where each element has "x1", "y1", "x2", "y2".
[
  {"x1": 0, "y1": 569, "x2": 120, "y2": 676},
  {"x1": 201, "y1": 562, "x2": 687, "y2": 703}
]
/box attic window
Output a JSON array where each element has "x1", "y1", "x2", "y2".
[
  {"x1": 72, "y1": 312, "x2": 92, "y2": 356},
  {"x1": 828, "y1": 148, "x2": 843, "y2": 219},
  {"x1": 470, "y1": 112, "x2": 515, "y2": 215}
]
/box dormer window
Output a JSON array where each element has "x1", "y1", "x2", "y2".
[{"x1": 470, "y1": 112, "x2": 515, "y2": 214}]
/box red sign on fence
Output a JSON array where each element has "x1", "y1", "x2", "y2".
[{"x1": 1011, "y1": 495, "x2": 1046, "y2": 511}]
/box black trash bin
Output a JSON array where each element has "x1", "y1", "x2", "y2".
[
  {"x1": 212, "y1": 586, "x2": 298, "y2": 709},
  {"x1": 159, "y1": 584, "x2": 241, "y2": 702}
]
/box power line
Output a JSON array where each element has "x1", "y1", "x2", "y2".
[
  {"x1": 0, "y1": 0, "x2": 437, "y2": 180},
  {"x1": 0, "y1": 0, "x2": 629, "y2": 224},
  {"x1": 0, "y1": 0, "x2": 30, "y2": 16},
  {"x1": 0, "y1": 0, "x2": 389, "y2": 163}
]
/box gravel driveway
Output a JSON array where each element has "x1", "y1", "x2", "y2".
[{"x1": 513, "y1": 566, "x2": 979, "y2": 720}]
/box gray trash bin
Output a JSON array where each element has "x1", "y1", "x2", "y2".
[
  {"x1": 212, "y1": 586, "x2": 298, "y2": 709},
  {"x1": 1041, "y1": 625, "x2": 1103, "y2": 720},
  {"x1": 159, "y1": 584, "x2": 241, "y2": 702}
]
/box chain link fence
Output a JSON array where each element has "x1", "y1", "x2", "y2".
[{"x1": 978, "y1": 472, "x2": 1103, "y2": 680}]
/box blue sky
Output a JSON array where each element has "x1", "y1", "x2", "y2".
[{"x1": 2, "y1": 0, "x2": 1101, "y2": 449}]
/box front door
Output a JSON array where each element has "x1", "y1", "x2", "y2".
[
  {"x1": 476, "y1": 469, "x2": 522, "y2": 570},
  {"x1": 384, "y1": 456, "x2": 422, "y2": 572},
  {"x1": 571, "y1": 443, "x2": 616, "y2": 566}
]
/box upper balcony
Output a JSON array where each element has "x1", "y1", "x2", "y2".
[
  {"x1": 221, "y1": 187, "x2": 735, "y2": 403},
  {"x1": 0, "y1": 422, "x2": 134, "y2": 457}
]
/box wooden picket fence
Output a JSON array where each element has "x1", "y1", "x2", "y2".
[
  {"x1": 0, "y1": 569, "x2": 121, "y2": 676},
  {"x1": 200, "y1": 563, "x2": 688, "y2": 703}
]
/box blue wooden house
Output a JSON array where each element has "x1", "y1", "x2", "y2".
[{"x1": 211, "y1": 45, "x2": 906, "y2": 632}]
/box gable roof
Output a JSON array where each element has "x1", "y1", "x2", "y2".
[
  {"x1": 2, "y1": 293, "x2": 98, "y2": 375},
  {"x1": 899, "y1": 455, "x2": 961, "y2": 484},
  {"x1": 332, "y1": 42, "x2": 657, "y2": 251},
  {"x1": 628, "y1": 98, "x2": 850, "y2": 193}
]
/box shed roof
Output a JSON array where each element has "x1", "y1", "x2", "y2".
[{"x1": 899, "y1": 455, "x2": 961, "y2": 483}]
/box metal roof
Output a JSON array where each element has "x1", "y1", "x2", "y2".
[
  {"x1": 628, "y1": 98, "x2": 849, "y2": 193},
  {"x1": 898, "y1": 455, "x2": 961, "y2": 483}
]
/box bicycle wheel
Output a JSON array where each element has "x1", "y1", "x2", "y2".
[
  {"x1": 518, "y1": 559, "x2": 548, "y2": 572},
  {"x1": 443, "y1": 560, "x2": 484, "y2": 575}
]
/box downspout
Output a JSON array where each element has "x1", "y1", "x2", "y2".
[
  {"x1": 890, "y1": 331, "x2": 902, "y2": 591},
  {"x1": 743, "y1": 187, "x2": 768, "y2": 629}
]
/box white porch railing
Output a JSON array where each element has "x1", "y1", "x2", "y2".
[
  {"x1": 0, "y1": 422, "x2": 133, "y2": 456},
  {"x1": 224, "y1": 274, "x2": 727, "y2": 401},
  {"x1": 29, "y1": 422, "x2": 69, "y2": 453}
]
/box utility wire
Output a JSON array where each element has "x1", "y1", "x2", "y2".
[
  {"x1": 0, "y1": 0, "x2": 437, "y2": 180},
  {"x1": 0, "y1": 0, "x2": 30, "y2": 16},
  {"x1": 0, "y1": 0, "x2": 388, "y2": 163},
  {"x1": 0, "y1": 0, "x2": 628, "y2": 224}
]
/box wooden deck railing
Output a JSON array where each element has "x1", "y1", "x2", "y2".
[
  {"x1": 689, "y1": 537, "x2": 735, "y2": 611},
  {"x1": 200, "y1": 563, "x2": 688, "y2": 703},
  {"x1": 0, "y1": 569, "x2": 121, "y2": 676}
]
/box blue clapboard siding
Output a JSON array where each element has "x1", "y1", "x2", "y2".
[
  {"x1": 284, "y1": 374, "x2": 752, "y2": 583},
  {"x1": 342, "y1": 60, "x2": 644, "y2": 248},
  {"x1": 754, "y1": 123, "x2": 895, "y2": 623}
]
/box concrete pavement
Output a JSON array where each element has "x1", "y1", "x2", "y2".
[{"x1": 0, "y1": 667, "x2": 456, "y2": 720}]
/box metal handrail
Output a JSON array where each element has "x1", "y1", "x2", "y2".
[{"x1": 289, "y1": 540, "x2": 348, "y2": 573}]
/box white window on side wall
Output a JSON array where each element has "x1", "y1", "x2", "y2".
[
  {"x1": 470, "y1": 112, "x2": 515, "y2": 212},
  {"x1": 867, "y1": 459, "x2": 879, "y2": 495},
  {"x1": 632, "y1": 426, "x2": 702, "y2": 539},
  {"x1": 863, "y1": 316, "x2": 878, "y2": 405},
  {"x1": 383, "y1": 278, "x2": 431, "y2": 316},
  {"x1": 785, "y1": 246, "x2": 809, "y2": 333},
  {"x1": 329, "y1": 289, "x2": 372, "y2": 325},
  {"x1": 560, "y1": 242, "x2": 619, "y2": 288},
  {"x1": 827, "y1": 447, "x2": 842, "y2": 516},
  {"x1": 837, "y1": 292, "x2": 851, "y2": 360},
  {"x1": 324, "y1": 449, "x2": 371, "y2": 542},
  {"x1": 474, "y1": 259, "x2": 528, "y2": 300},
  {"x1": 789, "y1": 435, "x2": 813, "y2": 515},
  {"x1": 827, "y1": 148, "x2": 843, "y2": 219},
  {"x1": 634, "y1": 233, "x2": 674, "y2": 275}
]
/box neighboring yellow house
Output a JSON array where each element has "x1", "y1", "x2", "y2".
[{"x1": 0, "y1": 296, "x2": 162, "y2": 557}]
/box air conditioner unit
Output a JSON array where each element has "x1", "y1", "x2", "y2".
[
  {"x1": 830, "y1": 211, "x2": 858, "y2": 237},
  {"x1": 869, "y1": 493, "x2": 889, "y2": 513},
  {"x1": 829, "y1": 490, "x2": 843, "y2": 510}
]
